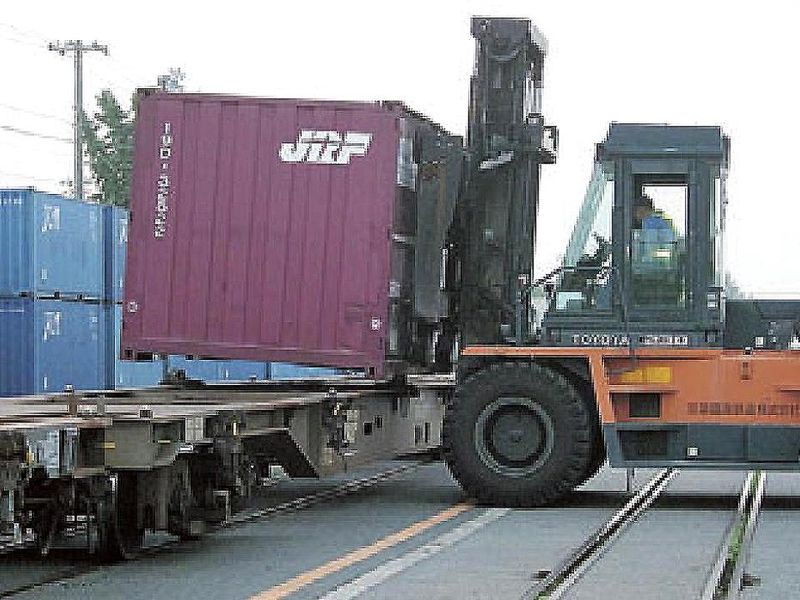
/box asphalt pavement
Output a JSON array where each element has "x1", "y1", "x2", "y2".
[{"x1": 3, "y1": 463, "x2": 800, "y2": 600}]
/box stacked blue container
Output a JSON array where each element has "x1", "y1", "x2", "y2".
[
  {"x1": 0, "y1": 189, "x2": 104, "y2": 299},
  {"x1": 0, "y1": 189, "x2": 107, "y2": 396},
  {"x1": 0, "y1": 298, "x2": 107, "y2": 395},
  {"x1": 0, "y1": 189, "x2": 342, "y2": 397}
]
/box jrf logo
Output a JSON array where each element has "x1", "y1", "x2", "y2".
[{"x1": 279, "y1": 130, "x2": 372, "y2": 165}]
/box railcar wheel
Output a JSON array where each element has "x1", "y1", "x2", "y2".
[
  {"x1": 95, "y1": 472, "x2": 143, "y2": 561},
  {"x1": 443, "y1": 362, "x2": 593, "y2": 507},
  {"x1": 167, "y1": 480, "x2": 197, "y2": 540}
]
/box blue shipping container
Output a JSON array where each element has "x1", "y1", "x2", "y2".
[
  {"x1": 270, "y1": 362, "x2": 340, "y2": 379},
  {"x1": 109, "y1": 305, "x2": 164, "y2": 388},
  {"x1": 216, "y1": 360, "x2": 269, "y2": 381},
  {"x1": 167, "y1": 355, "x2": 268, "y2": 381},
  {"x1": 104, "y1": 206, "x2": 128, "y2": 303},
  {"x1": 0, "y1": 189, "x2": 104, "y2": 299},
  {"x1": 0, "y1": 298, "x2": 107, "y2": 396}
]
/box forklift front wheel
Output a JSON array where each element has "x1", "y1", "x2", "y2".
[
  {"x1": 473, "y1": 397, "x2": 555, "y2": 477},
  {"x1": 444, "y1": 362, "x2": 593, "y2": 506}
]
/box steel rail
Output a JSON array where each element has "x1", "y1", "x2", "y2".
[
  {"x1": 700, "y1": 470, "x2": 766, "y2": 600},
  {"x1": 521, "y1": 467, "x2": 677, "y2": 600},
  {"x1": 0, "y1": 459, "x2": 430, "y2": 598}
]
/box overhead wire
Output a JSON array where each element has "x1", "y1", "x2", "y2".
[
  {"x1": 0, "y1": 102, "x2": 72, "y2": 126},
  {"x1": 0, "y1": 21, "x2": 49, "y2": 44},
  {"x1": 0, "y1": 21, "x2": 64, "y2": 142},
  {"x1": 0, "y1": 123, "x2": 72, "y2": 144},
  {"x1": 1, "y1": 20, "x2": 143, "y2": 112},
  {"x1": 5, "y1": 142, "x2": 75, "y2": 158},
  {"x1": 0, "y1": 21, "x2": 126, "y2": 197},
  {"x1": 0, "y1": 169, "x2": 68, "y2": 185},
  {"x1": 0, "y1": 31, "x2": 46, "y2": 50}
]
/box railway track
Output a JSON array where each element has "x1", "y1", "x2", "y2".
[
  {"x1": 1, "y1": 464, "x2": 776, "y2": 599},
  {"x1": 0, "y1": 459, "x2": 430, "y2": 598},
  {"x1": 522, "y1": 469, "x2": 767, "y2": 600},
  {"x1": 701, "y1": 471, "x2": 766, "y2": 600}
]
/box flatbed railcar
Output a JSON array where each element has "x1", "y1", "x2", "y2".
[{"x1": 0, "y1": 377, "x2": 446, "y2": 559}]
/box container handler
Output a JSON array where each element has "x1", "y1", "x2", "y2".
[
  {"x1": 2, "y1": 17, "x2": 800, "y2": 563},
  {"x1": 445, "y1": 18, "x2": 800, "y2": 506}
]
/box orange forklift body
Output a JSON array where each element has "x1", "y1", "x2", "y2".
[{"x1": 463, "y1": 346, "x2": 800, "y2": 468}]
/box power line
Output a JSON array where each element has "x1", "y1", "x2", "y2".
[
  {"x1": 0, "y1": 123, "x2": 72, "y2": 143},
  {"x1": 2, "y1": 146, "x2": 74, "y2": 160},
  {"x1": 0, "y1": 31, "x2": 45, "y2": 49},
  {"x1": 0, "y1": 101, "x2": 72, "y2": 125},
  {"x1": 0, "y1": 22, "x2": 49, "y2": 44},
  {"x1": 2, "y1": 143, "x2": 75, "y2": 158},
  {"x1": 0, "y1": 22, "x2": 140, "y2": 93},
  {"x1": 0, "y1": 170, "x2": 69, "y2": 185}
]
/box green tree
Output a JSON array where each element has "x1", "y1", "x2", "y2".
[{"x1": 81, "y1": 90, "x2": 135, "y2": 206}]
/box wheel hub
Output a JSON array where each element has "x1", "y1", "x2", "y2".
[
  {"x1": 491, "y1": 410, "x2": 542, "y2": 462},
  {"x1": 475, "y1": 397, "x2": 554, "y2": 477}
]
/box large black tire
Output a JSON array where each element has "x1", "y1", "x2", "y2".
[
  {"x1": 569, "y1": 376, "x2": 606, "y2": 486},
  {"x1": 578, "y1": 422, "x2": 606, "y2": 486},
  {"x1": 443, "y1": 362, "x2": 593, "y2": 506}
]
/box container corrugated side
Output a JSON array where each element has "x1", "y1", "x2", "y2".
[
  {"x1": 0, "y1": 189, "x2": 104, "y2": 299},
  {"x1": 0, "y1": 297, "x2": 34, "y2": 395},
  {"x1": 104, "y1": 206, "x2": 128, "y2": 303},
  {"x1": 122, "y1": 94, "x2": 397, "y2": 375},
  {"x1": 0, "y1": 298, "x2": 107, "y2": 396}
]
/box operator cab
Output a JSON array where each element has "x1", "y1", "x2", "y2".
[{"x1": 541, "y1": 124, "x2": 729, "y2": 348}]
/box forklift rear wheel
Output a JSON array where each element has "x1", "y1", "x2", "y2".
[{"x1": 444, "y1": 362, "x2": 593, "y2": 506}]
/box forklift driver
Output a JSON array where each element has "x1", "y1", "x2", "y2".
[
  {"x1": 633, "y1": 194, "x2": 671, "y2": 230},
  {"x1": 631, "y1": 194, "x2": 684, "y2": 305}
]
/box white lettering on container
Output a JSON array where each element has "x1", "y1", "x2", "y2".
[
  {"x1": 154, "y1": 122, "x2": 173, "y2": 238},
  {"x1": 280, "y1": 130, "x2": 372, "y2": 165}
]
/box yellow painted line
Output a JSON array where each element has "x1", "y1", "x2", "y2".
[{"x1": 249, "y1": 501, "x2": 473, "y2": 600}]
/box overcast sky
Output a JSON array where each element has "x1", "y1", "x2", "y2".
[{"x1": 1, "y1": 1, "x2": 798, "y2": 297}]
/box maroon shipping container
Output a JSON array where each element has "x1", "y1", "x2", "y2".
[{"x1": 122, "y1": 92, "x2": 463, "y2": 377}]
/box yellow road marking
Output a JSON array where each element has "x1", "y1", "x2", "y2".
[{"x1": 249, "y1": 501, "x2": 473, "y2": 600}]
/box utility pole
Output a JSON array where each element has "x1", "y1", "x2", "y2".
[{"x1": 48, "y1": 40, "x2": 108, "y2": 200}]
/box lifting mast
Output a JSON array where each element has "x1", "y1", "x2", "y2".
[{"x1": 455, "y1": 17, "x2": 557, "y2": 348}]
